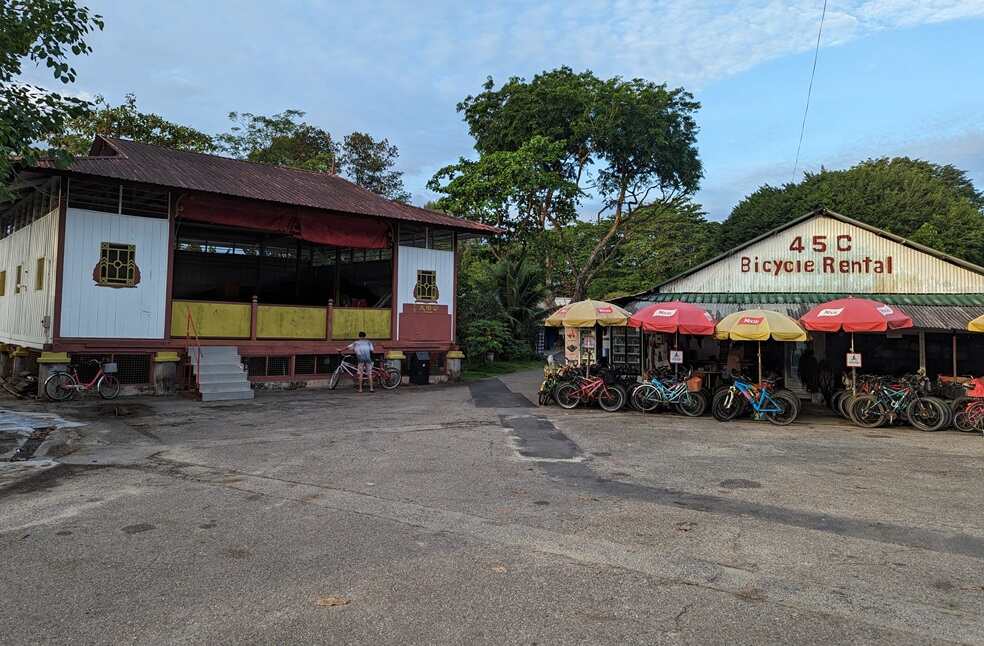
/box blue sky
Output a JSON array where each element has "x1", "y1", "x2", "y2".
[{"x1": 19, "y1": 0, "x2": 984, "y2": 220}]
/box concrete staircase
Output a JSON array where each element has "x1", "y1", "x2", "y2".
[{"x1": 188, "y1": 346, "x2": 254, "y2": 402}]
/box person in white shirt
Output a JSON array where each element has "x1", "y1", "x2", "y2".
[{"x1": 346, "y1": 331, "x2": 374, "y2": 393}]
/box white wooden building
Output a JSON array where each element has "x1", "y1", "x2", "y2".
[{"x1": 0, "y1": 136, "x2": 496, "y2": 393}]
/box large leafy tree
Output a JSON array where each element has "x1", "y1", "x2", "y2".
[
  {"x1": 218, "y1": 109, "x2": 339, "y2": 173},
  {"x1": 717, "y1": 157, "x2": 984, "y2": 265},
  {"x1": 429, "y1": 68, "x2": 702, "y2": 299},
  {"x1": 340, "y1": 132, "x2": 411, "y2": 203},
  {"x1": 1, "y1": 0, "x2": 103, "y2": 196},
  {"x1": 49, "y1": 93, "x2": 216, "y2": 154},
  {"x1": 557, "y1": 201, "x2": 719, "y2": 300}
]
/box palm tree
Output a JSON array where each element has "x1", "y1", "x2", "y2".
[{"x1": 492, "y1": 256, "x2": 549, "y2": 344}]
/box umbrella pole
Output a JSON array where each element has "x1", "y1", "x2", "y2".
[
  {"x1": 850, "y1": 332, "x2": 856, "y2": 396},
  {"x1": 757, "y1": 341, "x2": 762, "y2": 385},
  {"x1": 675, "y1": 332, "x2": 679, "y2": 377}
]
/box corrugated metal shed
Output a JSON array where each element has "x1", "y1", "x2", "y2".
[
  {"x1": 625, "y1": 293, "x2": 984, "y2": 331},
  {"x1": 32, "y1": 136, "x2": 498, "y2": 235}
]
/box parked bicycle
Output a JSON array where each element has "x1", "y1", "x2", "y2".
[
  {"x1": 630, "y1": 366, "x2": 707, "y2": 417},
  {"x1": 711, "y1": 376, "x2": 799, "y2": 425},
  {"x1": 950, "y1": 377, "x2": 984, "y2": 433},
  {"x1": 848, "y1": 373, "x2": 949, "y2": 431},
  {"x1": 538, "y1": 363, "x2": 577, "y2": 406},
  {"x1": 553, "y1": 370, "x2": 626, "y2": 412},
  {"x1": 44, "y1": 359, "x2": 121, "y2": 401},
  {"x1": 328, "y1": 354, "x2": 401, "y2": 390}
]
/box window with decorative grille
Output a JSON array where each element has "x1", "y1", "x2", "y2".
[
  {"x1": 413, "y1": 269, "x2": 438, "y2": 302},
  {"x1": 98, "y1": 243, "x2": 137, "y2": 287}
]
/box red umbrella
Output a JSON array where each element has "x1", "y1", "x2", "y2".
[
  {"x1": 800, "y1": 297, "x2": 913, "y2": 394},
  {"x1": 800, "y1": 297, "x2": 912, "y2": 333},
  {"x1": 628, "y1": 301, "x2": 716, "y2": 335}
]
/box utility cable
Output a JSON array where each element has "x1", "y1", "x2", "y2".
[{"x1": 792, "y1": 0, "x2": 828, "y2": 182}]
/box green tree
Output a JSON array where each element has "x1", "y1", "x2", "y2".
[
  {"x1": 492, "y1": 255, "x2": 548, "y2": 341},
  {"x1": 49, "y1": 93, "x2": 216, "y2": 154},
  {"x1": 218, "y1": 110, "x2": 339, "y2": 173},
  {"x1": 340, "y1": 132, "x2": 410, "y2": 203},
  {"x1": 556, "y1": 201, "x2": 719, "y2": 300},
  {"x1": 717, "y1": 158, "x2": 984, "y2": 265},
  {"x1": 429, "y1": 68, "x2": 702, "y2": 299},
  {"x1": 1, "y1": 0, "x2": 103, "y2": 196}
]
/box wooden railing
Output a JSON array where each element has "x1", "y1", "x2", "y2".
[{"x1": 171, "y1": 298, "x2": 391, "y2": 341}]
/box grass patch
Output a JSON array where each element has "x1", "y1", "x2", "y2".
[{"x1": 461, "y1": 359, "x2": 544, "y2": 381}]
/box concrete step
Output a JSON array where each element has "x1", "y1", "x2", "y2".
[
  {"x1": 200, "y1": 381, "x2": 253, "y2": 394},
  {"x1": 188, "y1": 347, "x2": 241, "y2": 361},
  {"x1": 197, "y1": 374, "x2": 250, "y2": 386},
  {"x1": 195, "y1": 364, "x2": 247, "y2": 377},
  {"x1": 201, "y1": 389, "x2": 254, "y2": 402}
]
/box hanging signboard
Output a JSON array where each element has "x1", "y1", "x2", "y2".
[
  {"x1": 581, "y1": 335, "x2": 596, "y2": 349},
  {"x1": 564, "y1": 328, "x2": 580, "y2": 362},
  {"x1": 669, "y1": 350, "x2": 684, "y2": 364},
  {"x1": 846, "y1": 352, "x2": 863, "y2": 368}
]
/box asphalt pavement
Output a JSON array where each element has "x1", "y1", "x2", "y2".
[{"x1": 1, "y1": 371, "x2": 982, "y2": 645}]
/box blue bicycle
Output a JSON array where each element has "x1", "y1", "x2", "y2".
[
  {"x1": 630, "y1": 369, "x2": 707, "y2": 417},
  {"x1": 711, "y1": 376, "x2": 800, "y2": 425}
]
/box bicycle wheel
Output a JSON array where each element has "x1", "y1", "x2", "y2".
[
  {"x1": 598, "y1": 384, "x2": 626, "y2": 412},
  {"x1": 837, "y1": 393, "x2": 855, "y2": 419},
  {"x1": 953, "y1": 410, "x2": 980, "y2": 433},
  {"x1": 44, "y1": 372, "x2": 76, "y2": 401},
  {"x1": 775, "y1": 389, "x2": 801, "y2": 418},
  {"x1": 675, "y1": 390, "x2": 707, "y2": 417},
  {"x1": 381, "y1": 368, "x2": 401, "y2": 390},
  {"x1": 555, "y1": 383, "x2": 581, "y2": 409},
  {"x1": 97, "y1": 375, "x2": 121, "y2": 400},
  {"x1": 328, "y1": 367, "x2": 342, "y2": 390},
  {"x1": 950, "y1": 396, "x2": 973, "y2": 418},
  {"x1": 632, "y1": 384, "x2": 660, "y2": 412},
  {"x1": 830, "y1": 390, "x2": 847, "y2": 415},
  {"x1": 765, "y1": 391, "x2": 799, "y2": 425},
  {"x1": 906, "y1": 397, "x2": 947, "y2": 432},
  {"x1": 849, "y1": 395, "x2": 886, "y2": 428},
  {"x1": 711, "y1": 389, "x2": 741, "y2": 422}
]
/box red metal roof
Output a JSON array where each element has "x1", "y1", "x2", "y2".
[{"x1": 34, "y1": 136, "x2": 498, "y2": 235}]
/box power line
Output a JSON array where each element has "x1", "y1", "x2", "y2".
[{"x1": 792, "y1": 0, "x2": 828, "y2": 182}]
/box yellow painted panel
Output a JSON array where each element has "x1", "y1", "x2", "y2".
[
  {"x1": 333, "y1": 308, "x2": 391, "y2": 339},
  {"x1": 172, "y1": 300, "x2": 251, "y2": 338},
  {"x1": 257, "y1": 305, "x2": 326, "y2": 339}
]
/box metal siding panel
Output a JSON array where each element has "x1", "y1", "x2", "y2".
[
  {"x1": 60, "y1": 208, "x2": 169, "y2": 339},
  {"x1": 0, "y1": 208, "x2": 59, "y2": 348}
]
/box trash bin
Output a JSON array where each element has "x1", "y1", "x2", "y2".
[{"x1": 408, "y1": 352, "x2": 431, "y2": 385}]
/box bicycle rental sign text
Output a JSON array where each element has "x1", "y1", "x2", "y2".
[{"x1": 740, "y1": 234, "x2": 893, "y2": 277}]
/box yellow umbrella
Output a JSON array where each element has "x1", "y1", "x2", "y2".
[
  {"x1": 968, "y1": 314, "x2": 984, "y2": 333},
  {"x1": 543, "y1": 299, "x2": 630, "y2": 328},
  {"x1": 715, "y1": 309, "x2": 808, "y2": 383}
]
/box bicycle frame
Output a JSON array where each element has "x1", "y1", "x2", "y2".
[
  {"x1": 66, "y1": 366, "x2": 105, "y2": 391},
  {"x1": 647, "y1": 377, "x2": 690, "y2": 404},
  {"x1": 730, "y1": 380, "x2": 784, "y2": 415},
  {"x1": 335, "y1": 356, "x2": 387, "y2": 381}
]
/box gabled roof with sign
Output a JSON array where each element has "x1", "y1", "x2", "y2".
[{"x1": 627, "y1": 208, "x2": 984, "y2": 300}]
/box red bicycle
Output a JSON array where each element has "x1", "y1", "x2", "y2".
[
  {"x1": 554, "y1": 373, "x2": 626, "y2": 412},
  {"x1": 44, "y1": 359, "x2": 121, "y2": 401},
  {"x1": 328, "y1": 355, "x2": 401, "y2": 390}
]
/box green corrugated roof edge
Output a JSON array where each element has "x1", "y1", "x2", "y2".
[{"x1": 640, "y1": 293, "x2": 984, "y2": 306}]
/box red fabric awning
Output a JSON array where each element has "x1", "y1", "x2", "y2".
[{"x1": 178, "y1": 194, "x2": 390, "y2": 249}]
